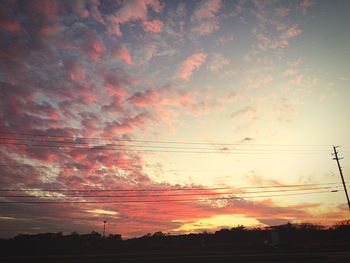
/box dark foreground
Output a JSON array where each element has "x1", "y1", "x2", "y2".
[
  {"x1": 2, "y1": 222, "x2": 350, "y2": 262},
  {"x1": 2, "y1": 250, "x2": 350, "y2": 263}
]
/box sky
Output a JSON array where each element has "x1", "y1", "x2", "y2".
[{"x1": 0, "y1": 0, "x2": 350, "y2": 239}]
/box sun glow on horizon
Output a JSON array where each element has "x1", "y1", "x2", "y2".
[{"x1": 171, "y1": 215, "x2": 262, "y2": 233}]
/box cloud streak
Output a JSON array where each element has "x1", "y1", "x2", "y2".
[{"x1": 177, "y1": 53, "x2": 207, "y2": 81}]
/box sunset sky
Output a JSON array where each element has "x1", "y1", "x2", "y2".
[{"x1": 0, "y1": 0, "x2": 350, "y2": 239}]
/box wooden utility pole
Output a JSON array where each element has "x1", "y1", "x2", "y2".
[{"x1": 333, "y1": 146, "x2": 350, "y2": 212}]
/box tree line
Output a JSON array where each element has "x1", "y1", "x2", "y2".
[{"x1": 1, "y1": 220, "x2": 350, "y2": 256}]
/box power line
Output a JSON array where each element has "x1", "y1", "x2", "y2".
[
  {"x1": 1, "y1": 137, "x2": 222, "y2": 150},
  {"x1": 0, "y1": 190, "x2": 339, "y2": 204},
  {"x1": 0, "y1": 182, "x2": 342, "y2": 192},
  {"x1": 0, "y1": 131, "x2": 331, "y2": 147},
  {"x1": 0, "y1": 186, "x2": 337, "y2": 198},
  {"x1": 0, "y1": 164, "x2": 138, "y2": 171},
  {"x1": 0, "y1": 141, "x2": 332, "y2": 155},
  {"x1": 0, "y1": 136, "x2": 333, "y2": 150},
  {"x1": 0, "y1": 138, "x2": 331, "y2": 152},
  {"x1": 0, "y1": 164, "x2": 342, "y2": 176}
]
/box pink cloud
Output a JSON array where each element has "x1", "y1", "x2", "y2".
[
  {"x1": 0, "y1": 20, "x2": 22, "y2": 33},
  {"x1": 129, "y1": 89, "x2": 159, "y2": 106},
  {"x1": 191, "y1": 20, "x2": 220, "y2": 37},
  {"x1": 242, "y1": 71, "x2": 273, "y2": 89},
  {"x1": 300, "y1": 0, "x2": 314, "y2": 15},
  {"x1": 103, "y1": 113, "x2": 150, "y2": 136},
  {"x1": 40, "y1": 25, "x2": 60, "y2": 36},
  {"x1": 28, "y1": 0, "x2": 59, "y2": 23},
  {"x1": 117, "y1": 46, "x2": 133, "y2": 65},
  {"x1": 276, "y1": 7, "x2": 290, "y2": 17},
  {"x1": 254, "y1": 25, "x2": 302, "y2": 51},
  {"x1": 104, "y1": 72, "x2": 131, "y2": 97},
  {"x1": 88, "y1": 38, "x2": 105, "y2": 60},
  {"x1": 208, "y1": 53, "x2": 230, "y2": 73},
  {"x1": 285, "y1": 26, "x2": 302, "y2": 38},
  {"x1": 70, "y1": 0, "x2": 89, "y2": 18},
  {"x1": 143, "y1": 19, "x2": 164, "y2": 33},
  {"x1": 90, "y1": 0, "x2": 105, "y2": 24},
  {"x1": 190, "y1": 0, "x2": 222, "y2": 37},
  {"x1": 251, "y1": 2, "x2": 303, "y2": 52},
  {"x1": 109, "y1": 0, "x2": 163, "y2": 36},
  {"x1": 129, "y1": 87, "x2": 196, "y2": 108},
  {"x1": 218, "y1": 35, "x2": 234, "y2": 46},
  {"x1": 191, "y1": 0, "x2": 222, "y2": 20},
  {"x1": 177, "y1": 53, "x2": 207, "y2": 81},
  {"x1": 67, "y1": 61, "x2": 85, "y2": 82},
  {"x1": 76, "y1": 85, "x2": 98, "y2": 105},
  {"x1": 127, "y1": 86, "x2": 223, "y2": 127}
]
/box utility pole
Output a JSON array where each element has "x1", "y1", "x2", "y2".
[
  {"x1": 332, "y1": 146, "x2": 350, "y2": 212},
  {"x1": 103, "y1": 220, "x2": 107, "y2": 237}
]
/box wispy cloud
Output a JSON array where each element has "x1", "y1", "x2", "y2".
[
  {"x1": 300, "y1": 0, "x2": 314, "y2": 15},
  {"x1": 143, "y1": 19, "x2": 164, "y2": 33},
  {"x1": 190, "y1": 0, "x2": 223, "y2": 37},
  {"x1": 177, "y1": 52, "x2": 207, "y2": 81},
  {"x1": 108, "y1": 0, "x2": 164, "y2": 36},
  {"x1": 207, "y1": 53, "x2": 230, "y2": 74},
  {"x1": 231, "y1": 107, "x2": 258, "y2": 119},
  {"x1": 111, "y1": 46, "x2": 133, "y2": 65}
]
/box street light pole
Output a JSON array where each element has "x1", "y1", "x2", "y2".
[{"x1": 103, "y1": 220, "x2": 107, "y2": 237}]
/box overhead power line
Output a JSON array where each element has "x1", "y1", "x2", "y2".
[
  {"x1": 0, "y1": 137, "x2": 332, "y2": 152},
  {"x1": 0, "y1": 131, "x2": 340, "y2": 156},
  {"x1": 0, "y1": 190, "x2": 340, "y2": 204},
  {"x1": 0, "y1": 141, "x2": 333, "y2": 155},
  {"x1": 0, "y1": 182, "x2": 342, "y2": 192},
  {"x1": 0, "y1": 186, "x2": 338, "y2": 198},
  {"x1": 0, "y1": 131, "x2": 332, "y2": 147}
]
